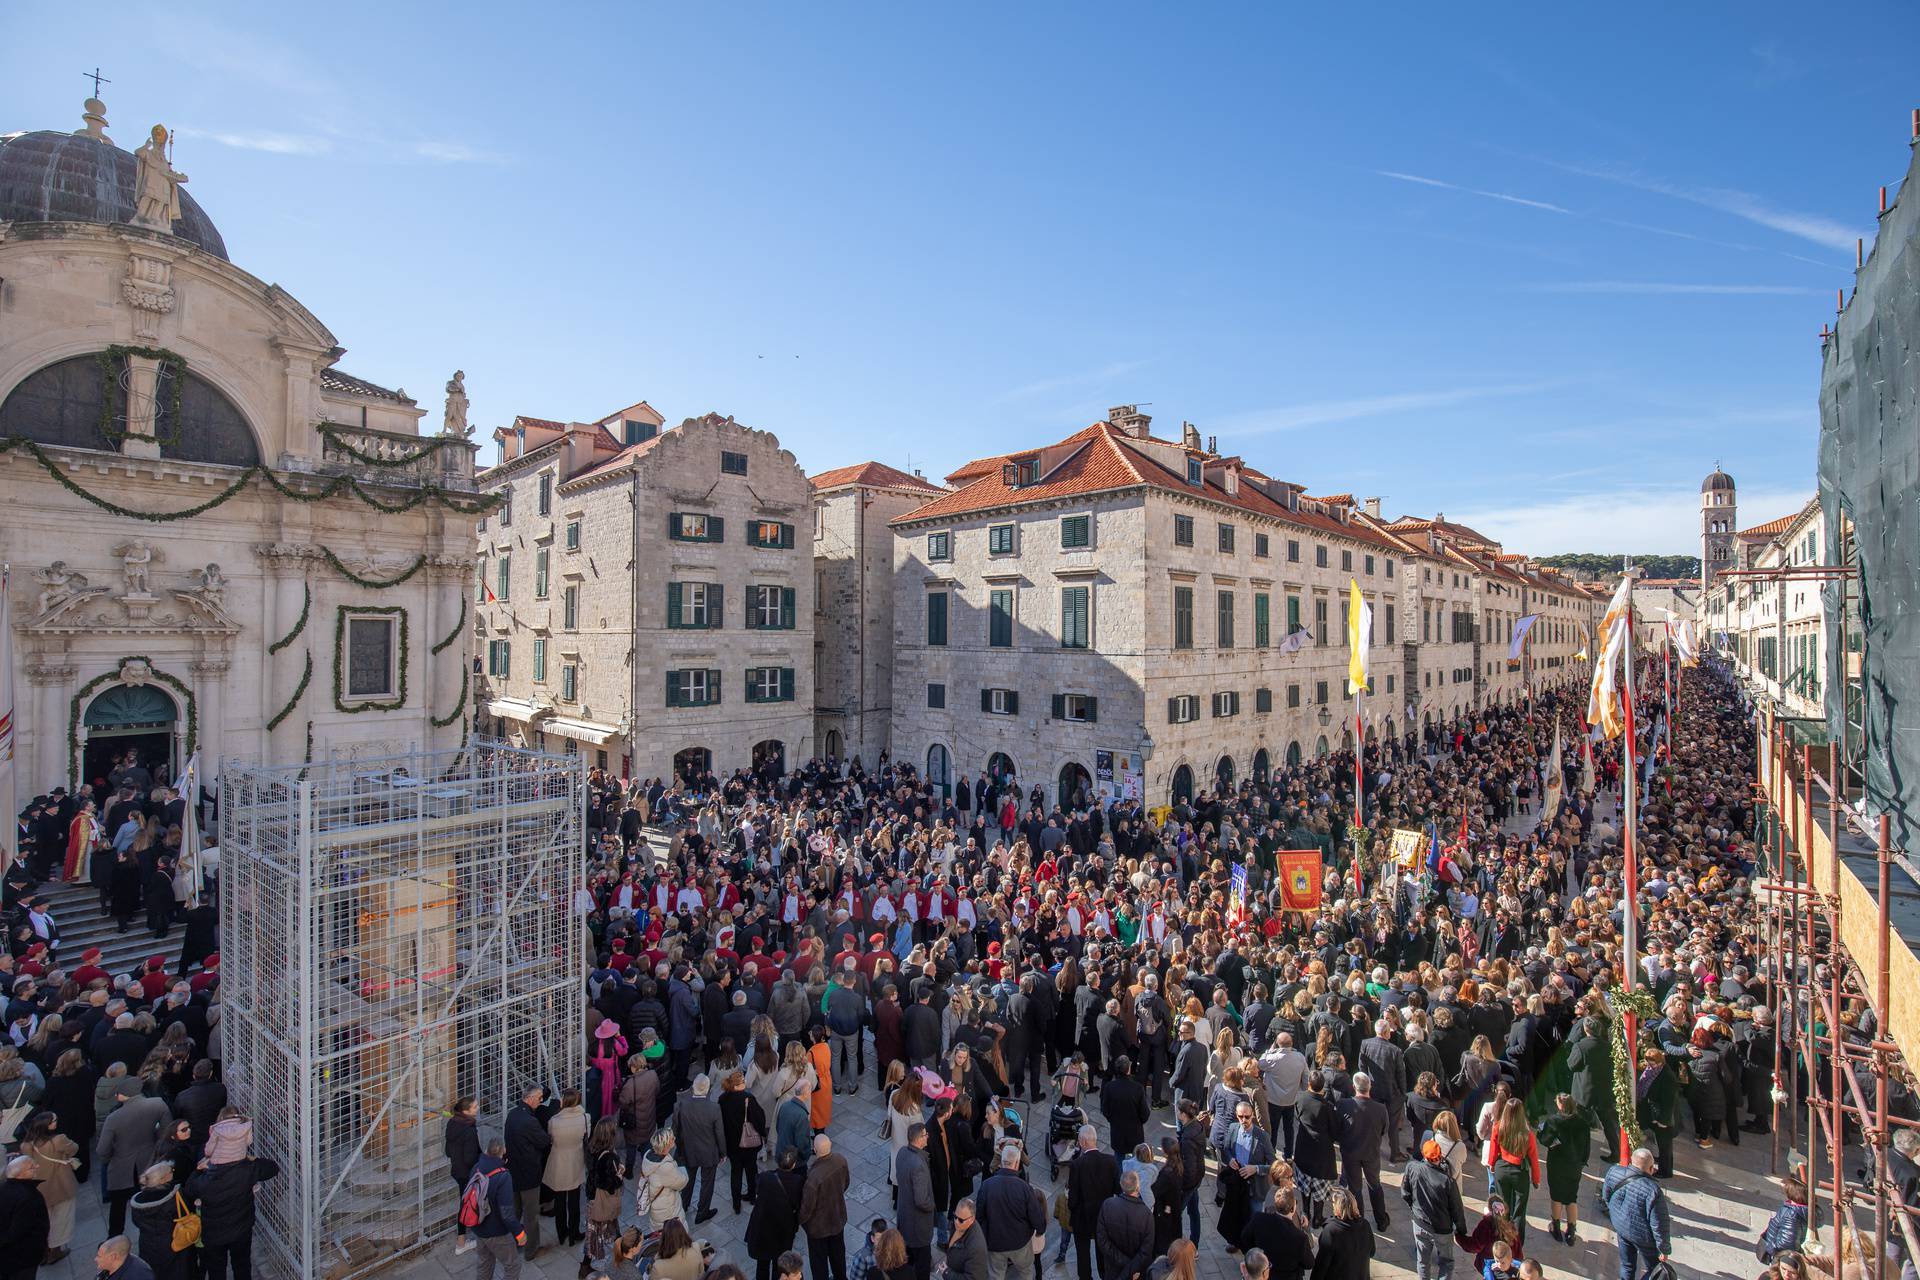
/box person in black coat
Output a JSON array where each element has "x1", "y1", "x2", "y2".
[
  {"x1": 176, "y1": 904, "x2": 217, "y2": 977},
  {"x1": 110, "y1": 850, "x2": 144, "y2": 934},
  {"x1": 1292, "y1": 1073, "x2": 1344, "y2": 1183},
  {"x1": 183, "y1": 1118, "x2": 282, "y2": 1280},
  {"x1": 1066, "y1": 1132, "x2": 1121, "y2": 1280},
  {"x1": 1336, "y1": 1079, "x2": 1390, "y2": 1230},
  {"x1": 0, "y1": 1159, "x2": 50, "y2": 1280},
  {"x1": 1238, "y1": 1186, "x2": 1315, "y2": 1280},
  {"x1": 1308, "y1": 1190, "x2": 1374, "y2": 1280},
  {"x1": 146, "y1": 858, "x2": 177, "y2": 938},
  {"x1": 746, "y1": 1151, "x2": 807, "y2": 1280},
  {"x1": 1176, "y1": 1104, "x2": 1208, "y2": 1244},
  {"x1": 1150, "y1": 1139, "x2": 1185, "y2": 1260},
  {"x1": 39, "y1": 1052, "x2": 97, "y2": 1181},
  {"x1": 503, "y1": 1088, "x2": 553, "y2": 1259},
  {"x1": 719, "y1": 1073, "x2": 770, "y2": 1214},
  {"x1": 1093, "y1": 1174, "x2": 1153, "y2": 1280},
  {"x1": 444, "y1": 1097, "x2": 481, "y2": 1246},
  {"x1": 1100, "y1": 1059, "x2": 1150, "y2": 1157}
]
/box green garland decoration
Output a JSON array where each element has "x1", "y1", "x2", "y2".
[
  {"x1": 431, "y1": 596, "x2": 468, "y2": 655},
  {"x1": 333, "y1": 605, "x2": 409, "y2": 713},
  {"x1": 1604, "y1": 987, "x2": 1660, "y2": 1150},
  {"x1": 0, "y1": 436, "x2": 503, "y2": 522},
  {"x1": 268, "y1": 583, "x2": 312, "y2": 655},
  {"x1": 316, "y1": 423, "x2": 465, "y2": 468},
  {"x1": 431, "y1": 669, "x2": 470, "y2": 727},
  {"x1": 321, "y1": 547, "x2": 427, "y2": 590},
  {"x1": 67, "y1": 658, "x2": 199, "y2": 790},
  {"x1": 97, "y1": 345, "x2": 186, "y2": 446},
  {"x1": 267, "y1": 650, "x2": 313, "y2": 731}
]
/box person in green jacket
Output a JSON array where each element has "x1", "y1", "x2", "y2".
[
  {"x1": 1635, "y1": 1047, "x2": 1680, "y2": 1178},
  {"x1": 1538, "y1": 1092, "x2": 1592, "y2": 1245}
]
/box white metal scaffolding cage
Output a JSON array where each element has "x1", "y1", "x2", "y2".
[{"x1": 219, "y1": 740, "x2": 585, "y2": 1280}]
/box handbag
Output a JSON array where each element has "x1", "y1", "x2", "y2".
[
  {"x1": 1645, "y1": 1263, "x2": 1677, "y2": 1280},
  {"x1": 171, "y1": 1189, "x2": 203, "y2": 1252},
  {"x1": 742, "y1": 1118, "x2": 763, "y2": 1150},
  {"x1": 0, "y1": 1081, "x2": 33, "y2": 1147}
]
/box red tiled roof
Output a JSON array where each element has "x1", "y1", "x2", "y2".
[
  {"x1": 1308, "y1": 493, "x2": 1354, "y2": 505},
  {"x1": 564, "y1": 431, "x2": 671, "y2": 483},
  {"x1": 897, "y1": 422, "x2": 1406, "y2": 554},
  {"x1": 1739, "y1": 513, "x2": 1798, "y2": 538},
  {"x1": 810, "y1": 461, "x2": 944, "y2": 494}
]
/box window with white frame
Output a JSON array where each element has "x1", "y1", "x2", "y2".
[{"x1": 1168, "y1": 694, "x2": 1199, "y2": 724}]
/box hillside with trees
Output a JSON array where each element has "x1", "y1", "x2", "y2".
[{"x1": 1538, "y1": 553, "x2": 1699, "y2": 580}]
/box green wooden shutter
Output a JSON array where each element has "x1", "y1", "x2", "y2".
[
  {"x1": 669, "y1": 512, "x2": 684, "y2": 540},
  {"x1": 709, "y1": 583, "x2": 724, "y2": 628},
  {"x1": 745, "y1": 669, "x2": 758, "y2": 703},
  {"x1": 780, "y1": 667, "x2": 795, "y2": 701},
  {"x1": 707, "y1": 668, "x2": 723, "y2": 703},
  {"x1": 981, "y1": 688, "x2": 992, "y2": 712},
  {"x1": 666, "y1": 670, "x2": 680, "y2": 707},
  {"x1": 781, "y1": 587, "x2": 796, "y2": 628},
  {"x1": 667, "y1": 581, "x2": 683, "y2": 628},
  {"x1": 707, "y1": 517, "x2": 725, "y2": 543},
  {"x1": 1052, "y1": 693, "x2": 1066, "y2": 719},
  {"x1": 1084, "y1": 697, "x2": 1098, "y2": 723},
  {"x1": 1005, "y1": 690, "x2": 1018, "y2": 716}
]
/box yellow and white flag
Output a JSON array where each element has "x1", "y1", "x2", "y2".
[
  {"x1": 1672, "y1": 616, "x2": 1701, "y2": 668},
  {"x1": 1346, "y1": 579, "x2": 1372, "y2": 694},
  {"x1": 1586, "y1": 575, "x2": 1635, "y2": 739}
]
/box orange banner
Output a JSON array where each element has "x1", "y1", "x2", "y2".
[{"x1": 1276, "y1": 849, "x2": 1323, "y2": 912}]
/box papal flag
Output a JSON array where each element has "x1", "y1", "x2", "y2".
[
  {"x1": 1276, "y1": 849, "x2": 1323, "y2": 911},
  {"x1": 1540, "y1": 724, "x2": 1565, "y2": 826},
  {"x1": 1508, "y1": 613, "x2": 1540, "y2": 662},
  {"x1": 1278, "y1": 625, "x2": 1311, "y2": 656},
  {"x1": 1346, "y1": 579, "x2": 1372, "y2": 694},
  {"x1": 1670, "y1": 616, "x2": 1701, "y2": 668},
  {"x1": 1586, "y1": 575, "x2": 1635, "y2": 739}
]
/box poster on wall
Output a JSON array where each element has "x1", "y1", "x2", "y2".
[{"x1": 1095, "y1": 749, "x2": 1145, "y2": 802}]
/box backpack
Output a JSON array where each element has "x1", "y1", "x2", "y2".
[
  {"x1": 458, "y1": 1168, "x2": 494, "y2": 1229},
  {"x1": 1135, "y1": 993, "x2": 1163, "y2": 1039}
]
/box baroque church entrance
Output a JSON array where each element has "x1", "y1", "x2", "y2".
[{"x1": 82, "y1": 683, "x2": 178, "y2": 790}]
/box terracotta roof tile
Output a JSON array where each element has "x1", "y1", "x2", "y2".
[
  {"x1": 1738, "y1": 513, "x2": 1798, "y2": 538},
  {"x1": 564, "y1": 431, "x2": 671, "y2": 482},
  {"x1": 810, "y1": 461, "x2": 944, "y2": 494},
  {"x1": 320, "y1": 369, "x2": 414, "y2": 404}
]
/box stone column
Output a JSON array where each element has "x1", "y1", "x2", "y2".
[
  {"x1": 190, "y1": 658, "x2": 228, "y2": 776},
  {"x1": 256, "y1": 545, "x2": 312, "y2": 762},
  {"x1": 26, "y1": 662, "x2": 77, "y2": 793}
]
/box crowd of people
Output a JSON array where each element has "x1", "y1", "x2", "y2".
[{"x1": 468, "y1": 660, "x2": 1803, "y2": 1280}]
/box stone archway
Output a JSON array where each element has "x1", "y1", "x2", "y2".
[
  {"x1": 752, "y1": 738, "x2": 786, "y2": 777},
  {"x1": 81, "y1": 681, "x2": 179, "y2": 790},
  {"x1": 927, "y1": 743, "x2": 951, "y2": 797},
  {"x1": 1057, "y1": 761, "x2": 1092, "y2": 811},
  {"x1": 1286, "y1": 741, "x2": 1303, "y2": 767},
  {"x1": 1252, "y1": 748, "x2": 1270, "y2": 785},
  {"x1": 1170, "y1": 764, "x2": 1194, "y2": 804},
  {"x1": 1314, "y1": 735, "x2": 1330, "y2": 758},
  {"x1": 1215, "y1": 754, "x2": 1235, "y2": 790}
]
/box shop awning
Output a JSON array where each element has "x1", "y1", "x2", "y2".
[
  {"x1": 485, "y1": 698, "x2": 543, "y2": 723},
  {"x1": 543, "y1": 716, "x2": 620, "y2": 745}
]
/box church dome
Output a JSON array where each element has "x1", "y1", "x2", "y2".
[
  {"x1": 0, "y1": 104, "x2": 228, "y2": 261},
  {"x1": 1701, "y1": 468, "x2": 1735, "y2": 494}
]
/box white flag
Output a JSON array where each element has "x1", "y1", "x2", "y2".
[
  {"x1": 175, "y1": 751, "x2": 201, "y2": 905},
  {"x1": 1540, "y1": 725, "x2": 1565, "y2": 826}
]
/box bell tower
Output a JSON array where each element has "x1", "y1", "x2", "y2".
[{"x1": 1700, "y1": 464, "x2": 1737, "y2": 588}]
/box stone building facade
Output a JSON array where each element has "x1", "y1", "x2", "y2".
[
  {"x1": 1701, "y1": 498, "x2": 1825, "y2": 721},
  {"x1": 0, "y1": 96, "x2": 481, "y2": 794},
  {"x1": 474, "y1": 409, "x2": 814, "y2": 782},
  {"x1": 809, "y1": 462, "x2": 944, "y2": 768}
]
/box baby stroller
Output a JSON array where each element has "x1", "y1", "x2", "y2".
[{"x1": 1045, "y1": 1098, "x2": 1086, "y2": 1179}]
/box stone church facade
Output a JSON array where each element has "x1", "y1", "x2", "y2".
[{"x1": 1, "y1": 96, "x2": 485, "y2": 793}]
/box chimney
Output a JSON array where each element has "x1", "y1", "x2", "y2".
[
  {"x1": 1107, "y1": 405, "x2": 1152, "y2": 439},
  {"x1": 1181, "y1": 421, "x2": 1202, "y2": 451},
  {"x1": 1206, "y1": 434, "x2": 1217, "y2": 455},
  {"x1": 1364, "y1": 496, "x2": 1382, "y2": 519}
]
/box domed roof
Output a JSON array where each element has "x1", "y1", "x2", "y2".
[
  {"x1": 1701, "y1": 468, "x2": 1735, "y2": 493},
  {"x1": 0, "y1": 108, "x2": 228, "y2": 261}
]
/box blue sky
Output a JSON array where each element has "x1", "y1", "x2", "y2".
[{"x1": 9, "y1": 4, "x2": 1914, "y2": 552}]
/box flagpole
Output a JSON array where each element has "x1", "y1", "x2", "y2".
[
  {"x1": 1619, "y1": 579, "x2": 1640, "y2": 1165},
  {"x1": 1354, "y1": 686, "x2": 1366, "y2": 898},
  {"x1": 0, "y1": 565, "x2": 14, "y2": 872}
]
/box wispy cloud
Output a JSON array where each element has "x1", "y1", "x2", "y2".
[
  {"x1": 176, "y1": 127, "x2": 334, "y2": 157},
  {"x1": 993, "y1": 360, "x2": 1147, "y2": 405},
  {"x1": 1543, "y1": 160, "x2": 1862, "y2": 254},
  {"x1": 1448, "y1": 483, "x2": 1814, "y2": 555},
  {"x1": 1376, "y1": 170, "x2": 1570, "y2": 214},
  {"x1": 411, "y1": 140, "x2": 506, "y2": 164},
  {"x1": 1527, "y1": 281, "x2": 1825, "y2": 296},
  {"x1": 1218, "y1": 380, "x2": 1562, "y2": 437}
]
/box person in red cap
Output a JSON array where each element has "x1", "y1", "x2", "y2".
[
  {"x1": 72, "y1": 948, "x2": 108, "y2": 989},
  {"x1": 189, "y1": 953, "x2": 221, "y2": 995}
]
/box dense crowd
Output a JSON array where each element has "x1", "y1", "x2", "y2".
[{"x1": 452, "y1": 661, "x2": 1811, "y2": 1280}]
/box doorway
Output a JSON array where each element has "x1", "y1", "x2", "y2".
[
  {"x1": 926, "y1": 744, "x2": 951, "y2": 798},
  {"x1": 82, "y1": 683, "x2": 178, "y2": 794},
  {"x1": 1252, "y1": 748, "x2": 1270, "y2": 786},
  {"x1": 1170, "y1": 764, "x2": 1194, "y2": 805},
  {"x1": 1057, "y1": 762, "x2": 1091, "y2": 811},
  {"x1": 1215, "y1": 755, "x2": 1235, "y2": 791},
  {"x1": 673, "y1": 746, "x2": 711, "y2": 786},
  {"x1": 752, "y1": 739, "x2": 786, "y2": 778},
  {"x1": 823, "y1": 729, "x2": 842, "y2": 762}
]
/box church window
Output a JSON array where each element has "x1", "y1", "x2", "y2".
[
  {"x1": 0, "y1": 353, "x2": 260, "y2": 466},
  {"x1": 343, "y1": 613, "x2": 401, "y2": 700}
]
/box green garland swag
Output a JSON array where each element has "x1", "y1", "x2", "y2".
[
  {"x1": 67, "y1": 659, "x2": 199, "y2": 789},
  {"x1": 431, "y1": 596, "x2": 468, "y2": 655},
  {"x1": 0, "y1": 436, "x2": 503, "y2": 521},
  {"x1": 333, "y1": 605, "x2": 409, "y2": 713},
  {"x1": 431, "y1": 669, "x2": 469, "y2": 727},
  {"x1": 316, "y1": 423, "x2": 465, "y2": 468},
  {"x1": 267, "y1": 650, "x2": 313, "y2": 731},
  {"x1": 321, "y1": 547, "x2": 427, "y2": 590},
  {"x1": 1605, "y1": 987, "x2": 1660, "y2": 1150},
  {"x1": 98, "y1": 345, "x2": 186, "y2": 446},
  {"x1": 268, "y1": 583, "x2": 312, "y2": 655}
]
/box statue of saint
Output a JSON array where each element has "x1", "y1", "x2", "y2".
[
  {"x1": 443, "y1": 369, "x2": 471, "y2": 437},
  {"x1": 112, "y1": 541, "x2": 157, "y2": 595},
  {"x1": 132, "y1": 124, "x2": 186, "y2": 232}
]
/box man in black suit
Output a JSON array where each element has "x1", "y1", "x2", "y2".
[
  {"x1": 1337, "y1": 1073, "x2": 1391, "y2": 1230},
  {"x1": 1100, "y1": 1056, "x2": 1150, "y2": 1157},
  {"x1": 1358, "y1": 1021, "x2": 1410, "y2": 1162},
  {"x1": 1065, "y1": 1125, "x2": 1120, "y2": 1280}
]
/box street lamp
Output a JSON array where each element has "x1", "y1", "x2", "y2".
[{"x1": 1316, "y1": 705, "x2": 1332, "y2": 727}]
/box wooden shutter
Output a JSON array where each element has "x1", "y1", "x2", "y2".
[
  {"x1": 1051, "y1": 693, "x2": 1066, "y2": 719},
  {"x1": 1084, "y1": 697, "x2": 1098, "y2": 723},
  {"x1": 1168, "y1": 697, "x2": 1179, "y2": 722},
  {"x1": 666, "y1": 670, "x2": 680, "y2": 707},
  {"x1": 781, "y1": 587, "x2": 796, "y2": 629},
  {"x1": 707, "y1": 668, "x2": 723, "y2": 703},
  {"x1": 669, "y1": 512, "x2": 684, "y2": 539},
  {"x1": 707, "y1": 516, "x2": 725, "y2": 543},
  {"x1": 1005, "y1": 690, "x2": 1018, "y2": 716},
  {"x1": 708, "y1": 583, "x2": 724, "y2": 629},
  {"x1": 667, "y1": 581, "x2": 683, "y2": 628},
  {"x1": 780, "y1": 668, "x2": 795, "y2": 701},
  {"x1": 981, "y1": 688, "x2": 993, "y2": 712}
]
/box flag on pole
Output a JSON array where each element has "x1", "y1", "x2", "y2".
[
  {"x1": 1346, "y1": 580, "x2": 1371, "y2": 694},
  {"x1": 1507, "y1": 613, "x2": 1540, "y2": 662},
  {"x1": 0, "y1": 566, "x2": 14, "y2": 870},
  {"x1": 1540, "y1": 724, "x2": 1565, "y2": 826},
  {"x1": 1278, "y1": 626, "x2": 1311, "y2": 656},
  {"x1": 1229, "y1": 863, "x2": 1248, "y2": 926},
  {"x1": 1666, "y1": 614, "x2": 1700, "y2": 668},
  {"x1": 1586, "y1": 576, "x2": 1635, "y2": 739},
  {"x1": 1580, "y1": 732, "x2": 1596, "y2": 796},
  {"x1": 174, "y1": 751, "x2": 201, "y2": 906}
]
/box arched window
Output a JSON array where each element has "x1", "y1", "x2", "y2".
[
  {"x1": 926, "y1": 744, "x2": 951, "y2": 796},
  {"x1": 0, "y1": 353, "x2": 260, "y2": 466}
]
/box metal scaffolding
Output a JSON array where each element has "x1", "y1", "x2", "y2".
[
  {"x1": 1759, "y1": 710, "x2": 1920, "y2": 1279},
  {"x1": 220, "y1": 739, "x2": 586, "y2": 1280}
]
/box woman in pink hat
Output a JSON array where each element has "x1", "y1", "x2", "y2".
[{"x1": 590, "y1": 1020, "x2": 628, "y2": 1119}]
